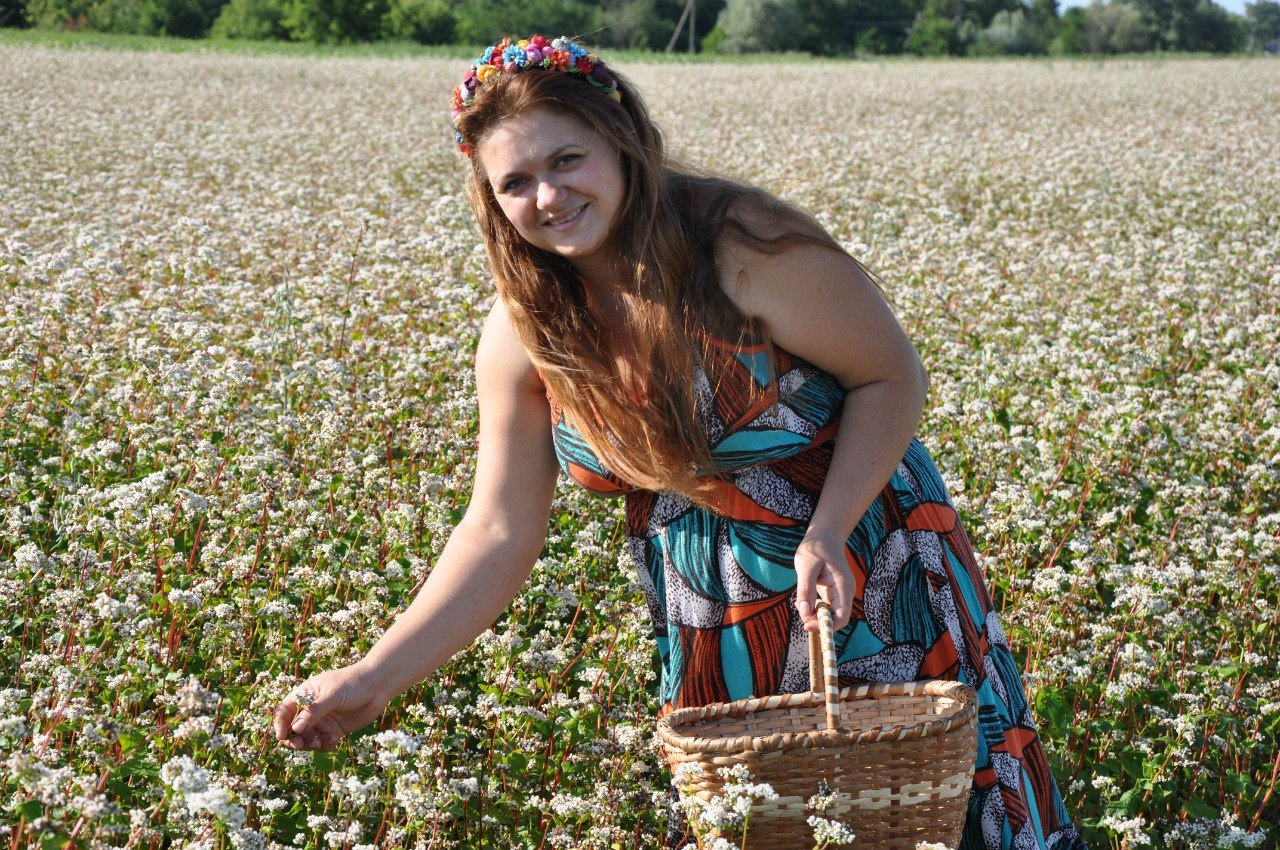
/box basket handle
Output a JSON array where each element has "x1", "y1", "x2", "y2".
[{"x1": 806, "y1": 600, "x2": 840, "y2": 731}]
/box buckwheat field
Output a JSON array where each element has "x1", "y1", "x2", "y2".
[{"x1": 1, "y1": 45, "x2": 1278, "y2": 850}]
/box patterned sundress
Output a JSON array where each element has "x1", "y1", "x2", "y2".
[{"x1": 545, "y1": 333, "x2": 1088, "y2": 850}]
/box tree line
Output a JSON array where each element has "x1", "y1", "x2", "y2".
[{"x1": 3, "y1": 0, "x2": 1279, "y2": 54}]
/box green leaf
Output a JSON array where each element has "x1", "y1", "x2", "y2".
[
  {"x1": 15, "y1": 799, "x2": 43, "y2": 821},
  {"x1": 39, "y1": 831, "x2": 67, "y2": 850},
  {"x1": 1117, "y1": 753, "x2": 1145, "y2": 780},
  {"x1": 1225, "y1": 772, "x2": 1257, "y2": 796},
  {"x1": 312, "y1": 751, "x2": 337, "y2": 774},
  {"x1": 1105, "y1": 787, "x2": 1143, "y2": 817},
  {"x1": 1035, "y1": 689, "x2": 1072, "y2": 735},
  {"x1": 1184, "y1": 795, "x2": 1216, "y2": 820}
]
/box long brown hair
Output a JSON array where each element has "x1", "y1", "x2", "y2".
[{"x1": 453, "y1": 64, "x2": 860, "y2": 506}]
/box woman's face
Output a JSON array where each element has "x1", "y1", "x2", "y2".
[{"x1": 476, "y1": 108, "x2": 626, "y2": 277}]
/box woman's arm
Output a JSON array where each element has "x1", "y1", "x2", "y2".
[
  {"x1": 357, "y1": 301, "x2": 559, "y2": 695},
  {"x1": 718, "y1": 240, "x2": 929, "y2": 634},
  {"x1": 273, "y1": 300, "x2": 560, "y2": 749}
]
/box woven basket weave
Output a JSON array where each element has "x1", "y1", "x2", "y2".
[{"x1": 656, "y1": 602, "x2": 979, "y2": 850}]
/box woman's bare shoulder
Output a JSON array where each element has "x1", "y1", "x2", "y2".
[
  {"x1": 476, "y1": 298, "x2": 544, "y2": 393},
  {"x1": 710, "y1": 194, "x2": 778, "y2": 300}
]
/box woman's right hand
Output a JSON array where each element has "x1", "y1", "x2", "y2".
[{"x1": 272, "y1": 663, "x2": 390, "y2": 752}]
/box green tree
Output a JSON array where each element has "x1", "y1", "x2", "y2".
[
  {"x1": 24, "y1": 0, "x2": 93, "y2": 27},
  {"x1": 209, "y1": 0, "x2": 290, "y2": 38},
  {"x1": 1246, "y1": 0, "x2": 1280, "y2": 50},
  {"x1": 715, "y1": 0, "x2": 807, "y2": 51},
  {"x1": 382, "y1": 0, "x2": 453, "y2": 43},
  {"x1": 283, "y1": 0, "x2": 387, "y2": 41},
  {"x1": 452, "y1": 0, "x2": 603, "y2": 45},
  {"x1": 145, "y1": 0, "x2": 224, "y2": 35},
  {"x1": 968, "y1": 0, "x2": 1019, "y2": 27},
  {"x1": 24, "y1": 0, "x2": 223, "y2": 33},
  {"x1": 785, "y1": 0, "x2": 915, "y2": 55},
  {"x1": 1124, "y1": 0, "x2": 1241, "y2": 49},
  {"x1": 1049, "y1": 4, "x2": 1089, "y2": 50},
  {"x1": 905, "y1": 12, "x2": 961, "y2": 51},
  {"x1": 1084, "y1": 0, "x2": 1155, "y2": 51},
  {"x1": 1026, "y1": 0, "x2": 1060, "y2": 48},
  {"x1": 598, "y1": 0, "x2": 675, "y2": 49},
  {"x1": 2, "y1": 0, "x2": 29, "y2": 26},
  {"x1": 1174, "y1": 0, "x2": 1242, "y2": 50},
  {"x1": 905, "y1": 0, "x2": 966, "y2": 53},
  {"x1": 851, "y1": 0, "x2": 918, "y2": 52},
  {"x1": 970, "y1": 6, "x2": 1036, "y2": 52}
]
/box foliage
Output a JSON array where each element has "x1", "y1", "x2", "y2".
[
  {"x1": 1117, "y1": 0, "x2": 1238, "y2": 50},
  {"x1": 209, "y1": 0, "x2": 289, "y2": 40},
  {"x1": 1049, "y1": 5, "x2": 1089, "y2": 51},
  {"x1": 22, "y1": 0, "x2": 223, "y2": 34},
  {"x1": 279, "y1": 0, "x2": 386, "y2": 43},
  {"x1": 699, "y1": 21, "x2": 726, "y2": 51},
  {"x1": 1083, "y1": 0, "x2": 1153, "y2": 52},
  {"x1": 451, "y1": 0, "x2": 604, "y2": 45},
  {"x1": 714, "y1": 0, "x2": 807, "y2": 52},
  {"x1": 905, "y1": 11, "x2": 963, "y2": 53},
  {"x1": 380, "y1": 0, "x2": 452, "y2": 44},
  {"x1": 1246, "y1": 0, "x2": 1280, "y2": 50},
  {"x1": 790, "y1": 0, "x2": 919, "y2": 55},
  {"x1": 969, "y1": 7, "x2": 1037, "y2": 52},
  {"x1": 1, "y1": 0, "x2": 29, "y2": 25},
  {"x1": 10, "y1": 0, "x2": 1267, "y2": 54},
  {"x1": 23, "y1": 0, "x2": 93, "y2": 28}
]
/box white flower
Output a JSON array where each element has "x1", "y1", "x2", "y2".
[
  {"x1": 808, "y1": 814, "x2": 856, "y2": 846},
  {"x1": 448, "y1": 777, "x2": 479, "y2": 800}
]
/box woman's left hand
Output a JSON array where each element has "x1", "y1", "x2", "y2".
[{"x1": 794, "y1": 530, "x2": 856, "y2": 634}]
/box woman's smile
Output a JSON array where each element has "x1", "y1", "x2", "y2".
[{"x1": 545, "y1": 203, "x2": 588, "y2": 228}]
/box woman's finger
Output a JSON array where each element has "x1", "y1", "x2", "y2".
[
  {"x1": 829, "y1": 565, "x2": 855, "y2": 630},
  {"x1": 272, "y1": 695, "x2": 298, "y2": 741},
  {"x1": 283, "y1": 682, "x2": 328, "y2": 738},
  {"x1": 794, "y1": 563, "x2": 820, "y2": 634}
]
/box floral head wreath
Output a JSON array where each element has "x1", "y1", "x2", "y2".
[{"x1": 449, "y1": 34, "x2": 622, "y2": 157}]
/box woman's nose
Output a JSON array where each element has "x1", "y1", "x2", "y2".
[{"x1": 536, "y1": 178, "x2": 567, "y2": 210}]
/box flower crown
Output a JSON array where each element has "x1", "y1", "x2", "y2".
[{"x1": 449, "y1": 35, "x2": 622, "y2": 157}]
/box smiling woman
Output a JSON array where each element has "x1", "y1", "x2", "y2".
[{"x1": 271, "y1": 34, "x2": 1090, "y2": 850}]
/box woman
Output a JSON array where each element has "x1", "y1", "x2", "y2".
[{"x1": 272, "y1": 35, "x2": 1086, "y2": 850}]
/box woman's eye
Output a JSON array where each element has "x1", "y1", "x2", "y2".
[
  {"x1": 557, "y1": 154, "x2": 580, "y2": 166},
  {"x1": 502, "y1": 177, "x2": 526, "y2": 192}
]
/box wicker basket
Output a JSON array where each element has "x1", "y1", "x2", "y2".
[{"x1": 656, "y1": 602, "x2": 980, "y2": 850}]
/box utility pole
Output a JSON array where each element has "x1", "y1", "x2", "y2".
[{"x1": 664, "y1": 0, "x2": 697, "y2": 53}]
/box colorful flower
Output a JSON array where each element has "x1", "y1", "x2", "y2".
[
  {"x1": 449, "y1": 35, "x2": 621, "y2": 156},
  {"x1": 502, "y1": 44, "x2": 526, "y2": 67}
]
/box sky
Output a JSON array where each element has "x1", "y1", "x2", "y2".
[{"x1": 1058, "y1": 0, "x2": 1251, "y2": 13}]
